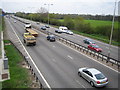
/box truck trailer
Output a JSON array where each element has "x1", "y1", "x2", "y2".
[
  {"x1": 23, "y1": 33, "x2": 36, "y2": 46},
  {"x1": 26, "y1": 29, "x2": 38, "y2": 37}
]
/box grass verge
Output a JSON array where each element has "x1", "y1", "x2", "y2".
[
  {"x1": 0, "y1": 17, "x2": 4, "y2": 32},
  {"x1": 0, "y1": 18, "x2": 2, "y2": 32},
  {"x1": 2, "y1": 40, "x2": 31, "y2": 88},
  {"x1": 0, "y1": 17, "x2": 4, "y2": 58},
  {"x1": 0, "y1": 24, "x2": 2, "y2": 32}
]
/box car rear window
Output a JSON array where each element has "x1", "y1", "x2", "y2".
[
  {"x1": 95, "y1": 73, "x2": 105, "y2": 80},
  {"x1": 93, "y1": 45, "x2": 99, "y2": 48}
]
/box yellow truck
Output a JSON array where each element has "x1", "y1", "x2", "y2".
[
  {"x1": 26, "y1": 29, "x2": 38, "y2": 37},
  {"x1": 23, "y1": 33, "x2": 36, "y2": 46}
]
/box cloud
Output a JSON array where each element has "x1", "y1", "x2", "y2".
[
  {"x1": 2, "y1": 0, "x2": 118, "y2": 15},
  {"x1": 2, "y1": 0, "x2": 118, "y2": 2}
]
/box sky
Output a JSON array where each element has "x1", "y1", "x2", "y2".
[{"x1": 1, "y1": 0, "x2": 120, "y2": 15}]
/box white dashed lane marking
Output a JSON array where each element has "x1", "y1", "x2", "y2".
[{"x1": 67, "y1": 55, "x2": 73, "y2": 60}]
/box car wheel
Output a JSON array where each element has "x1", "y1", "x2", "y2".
[
  {"x1": 34, "y1": 43, "x2": 36, "y2": 46},
  {"x1": 78, "y1": 72, "x2": 82, "y2": 77},
  {"x1": 90, "y1": 81, "x2": 94, "y2": 87},
  {"x1": 23, "y1": 39, "x2": 25, "y2": 43},
  {"x1": 98, "y1": 51, "x2": 102, "y2": 53}
]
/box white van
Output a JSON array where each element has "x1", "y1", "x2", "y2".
[
  {"x1": 59, "y1": 26, "x2": 68, "y2": 33},
  {"x1": 24, "y1": 23, "x2": 31, "y2": 29}
]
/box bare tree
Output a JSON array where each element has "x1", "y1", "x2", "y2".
[{"x1": 36, "y1": 7, "x2": 48, "y2": 14}]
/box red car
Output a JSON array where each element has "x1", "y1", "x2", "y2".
[{"x1": 88, "y1": 44, "x2": 102, "y2": 52}]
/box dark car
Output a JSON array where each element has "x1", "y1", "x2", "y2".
[
  {"x1": 41, "y1": 26, "x2": 46, "y2": 30},
  {"x1": 47, "y1": 35, "x2": 56, "y2": 42},
  {"x1": 55, "y1": 29, "x2": 62, "y2": 33},
  {"x1": 36, "y1": 22, "x2": 40, "y2": 24},
  {"x1": 45, "y1": 25, "x2": 50, "y2": 28},
  {"x1": 88, "y1": 44, "x2": 102, "y2": 52},
  {"x1": 83, "y1": 38, "x2": 95, "y2": 44},
  {"x1": 14, "y1": 20, "x2": 16, "y2": 23}
]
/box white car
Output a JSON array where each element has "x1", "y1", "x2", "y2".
[
  {"x1": 14, "y1": 20, "x2": 16, "y2": 23},
  {"x1": 78, "y1": 67, "x2": 108, "y2": 87},
  {"x1": 66, "y1": 30, "x2": 73, "y2": 35}
]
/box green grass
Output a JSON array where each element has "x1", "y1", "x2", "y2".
[
  {"x1": 84, "y1": 20, "x2": 118, "y2": 29},
  {"x1": 58, "y1": 19, "x2": 118, "y2": 29},
  {"x1": 0, "y1": 17, "x2": 4, "y2": 32},
  {"x1": 0, "y1": 24, "x2": 2, "y2": 32},
  {"x1": 72, "y1": 30, "x2": 120, "y2": 46},
  {"x1": 57, "y1": 19, "x2": 119, "y2": 46},
  {"x1": 2, "y1": 40, "x2": 31, "y2": 88},
  {"x1": 0, "y1": 17, "x2": 1, "y2": 31}
]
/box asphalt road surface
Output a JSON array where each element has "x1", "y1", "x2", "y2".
[
  {"x1": 5, "y1": 16, "x2": 119, "y2": 89},
  {"x1": 13, "y1": 16, "x2": 119, "y2": 61}
]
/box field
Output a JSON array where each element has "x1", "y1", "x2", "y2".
[
  {"x1": 58, "y1": 19, "x2": 119, "y2": 46},
  {"x1": 58, "y1": 19, "x2": 118, "y2": 29},
  {"x1": 84, "y1": 20, "x2": 118, "y2": 29}
]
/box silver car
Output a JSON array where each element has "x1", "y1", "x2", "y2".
[
  {"x1": 78, "y1": 67, "x2": 108, "y2": 87},
  {"x1": 66, "y1": 30, "x2": 73, "y2": 35},
  {"x1": 14, "y1": 20, "x2": 16, "y2": 23}
]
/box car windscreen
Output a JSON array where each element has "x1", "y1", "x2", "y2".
[
  {"x1": 68, "y1": 30, "x2": 72, "y2": 32},
  {"x1": 26, "y1": 23, "x2": 30, "y2": 24},
  {"x1": 95, "y1": 73, "x2": 105, "y2": 80},
  {"x1": 50, "y1": 37, "x2": 55, "y2": 39},
  {"x1": 50, "y1": 36, "x2": 55, "y2": 38},
  {"x1": 88, "y1": 39, "x2": 94, "y2": 43},
  {"x1": 93, "y1": 45, "x2": 99, "y2": 48}
]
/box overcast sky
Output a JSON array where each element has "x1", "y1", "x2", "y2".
[{"x1": 1, "y1": 0, "x2": 120, "y2": 15}]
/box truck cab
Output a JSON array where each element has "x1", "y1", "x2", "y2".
[{"x1": 24, "y1": 23, "x2": 31, "y2": 30}]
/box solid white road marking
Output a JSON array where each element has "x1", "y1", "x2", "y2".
[
  {"x1": 7, "y1": 19, "x2": 52, "y2": 90},
  {"x1": 33, "y1": 23, "x2": 119, "y2": 73},
  {"x1": 53, "y1": 45, "x2": 55, "y2": 48},
  {"x1": 75, "y1": 34, "x2": 118, "y2": 49},
  {"x1": 57, "y1": 40, "x2": 119, "y2": 73},
  {"x1": 75, "y1": 80, "x2": 86, "y2": 88}
]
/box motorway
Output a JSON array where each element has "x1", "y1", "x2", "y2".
[
  {"x1": 5, "y1": 16, "x2": 119, "y2": 89},
  {"x1": 13, "y1": 16, "x2": 119, "y2": 61}
]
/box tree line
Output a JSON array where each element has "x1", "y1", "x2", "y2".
[{"x1": 15, "y1": 11, "x2": 119, "y2": 43}]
